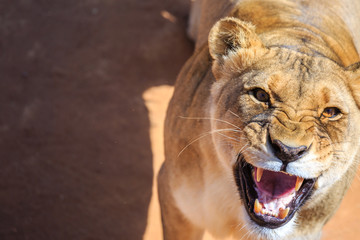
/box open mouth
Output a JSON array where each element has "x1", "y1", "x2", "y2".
[{"x1": 234, "y1": 155, "x2": 316, "y2": 229}]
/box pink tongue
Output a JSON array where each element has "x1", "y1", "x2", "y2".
[{"x1": 254, "y1": 168, "x2": 297, "y2": 198}]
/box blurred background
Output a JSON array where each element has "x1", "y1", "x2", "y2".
[
  {"x1": 0, "y1": 0, "x2": 359, "y2": 239},
  {"x1": 0, "y1": 0, "x2": 192, "y2": 239}
]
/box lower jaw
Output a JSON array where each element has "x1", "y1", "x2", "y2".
[{"x1": 233, "y1": 155, "x2": 316, "y2": 229}]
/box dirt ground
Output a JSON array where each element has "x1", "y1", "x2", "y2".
[{"x1": 0, "y1": 0, "x2": 359, "y2": 240}]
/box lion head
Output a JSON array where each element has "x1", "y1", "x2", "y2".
[{"x1": 207, "y1": 17, "x2": 360, "y2": 235}]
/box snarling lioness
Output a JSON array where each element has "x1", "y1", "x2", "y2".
[{"x1": 158, "y1": 0, "x2": 360, "y2": 239}]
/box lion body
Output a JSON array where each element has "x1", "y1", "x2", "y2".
[{"x1": 158, "y1": 1, "x2": 360, "y2": 239}]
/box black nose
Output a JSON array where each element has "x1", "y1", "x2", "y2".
[{"x1": 271, "y1": 139, "x2": 308, "y2": 163}]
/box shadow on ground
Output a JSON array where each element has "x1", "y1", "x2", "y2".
[{"x1": 0, "y1": 0, "x2": 193, "y2": 239}]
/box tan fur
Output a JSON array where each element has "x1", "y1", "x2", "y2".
[{"x1": 158, "y1": 0, "x2": 360, "y2": 239}]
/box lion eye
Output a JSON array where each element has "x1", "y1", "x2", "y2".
[
  {"x1": 253, "y1": 88, "x2": 270, "y2": 103},
  {"x1": 322, "y1": 107, "x2": 341, "y2": 119}
]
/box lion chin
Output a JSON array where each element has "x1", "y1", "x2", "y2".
[{"x1": 158, "y1": 0, "x2": 360, "y2": 239}]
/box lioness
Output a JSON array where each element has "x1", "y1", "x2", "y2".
[{"x1": 158, "y1": 0, "x2": 360, "y2": 239}]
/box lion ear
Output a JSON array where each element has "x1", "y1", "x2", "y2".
[
  {"x1": 208, "y1": 18, "x2": 267, "y2": 79},
  {"x1": 346, "y1": 62, "x2": 360, "y2": 108},
  {"x1": 208, "y1": 17, "x2": 264, "y2": 60}
]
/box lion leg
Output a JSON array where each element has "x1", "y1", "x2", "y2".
[{"x1": 158, "y1": 163, "x2": 204, "y2": 240}]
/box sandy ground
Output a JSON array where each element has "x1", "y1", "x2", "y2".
[{"x1": 0, "y1": 0, "x2": 359, "y2": 239}]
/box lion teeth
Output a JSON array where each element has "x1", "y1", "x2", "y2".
[
  {"x1": 295, "y1": 177, "x2": 304, "y2": 191},
  {"x1": 279, "y1": 207, "x2": 290, "y2": 220},
  {"x1": 259, "y1": 208, "x2": 278, "y2": 218},
  {"x1": 256, "y1": 168, "x2": 263, "y2": 182},
  {"x1": 254, "y1": 199, "x2": 262, "y2": 214},
  {"x1": 281, "y1": 171, "x2": 292, "y2": 176}
]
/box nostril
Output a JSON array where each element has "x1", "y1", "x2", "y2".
[
  {"x1": 270, "y1": 139, "x2": 308, "y2": 163},
  {"x1": 271, "y1": 140, "x2": 281, "y2": 154},
  {"x1": 297, "y1": 149, "x2": 306, "y2": 157}
]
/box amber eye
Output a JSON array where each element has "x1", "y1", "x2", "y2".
[
  {"x1": 322, "y1": 107, "x2": 341, "y2": 119},
  {"x1": 253, "y1": 88, "x2": 270, "y2": 103}
]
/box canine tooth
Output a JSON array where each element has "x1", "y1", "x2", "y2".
[
  {"x1": 295, "y1": 177, "x2": 304, "y2": 191},
  {"x1": 279, "y1": 207, "x2": 290, "y2": 219},
  {"x1": 254, "y1": 199, "x2": 262, "y2": 214},
  {"x1": 256, "y1": 168, "x2": 263, "y2": 182}
]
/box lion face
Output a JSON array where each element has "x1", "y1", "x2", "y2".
[{"x1": 208, "y1": 17, "x2": 360, "y2": 231}]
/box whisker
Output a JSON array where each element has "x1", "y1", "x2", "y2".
[
  {"x1": 179, "y1": 116, "x2": 242, "y2": 130},
  {"x1": 240, "y1": 228, "x2": 253, "y2": 240},
  {"x1": 177, "y1": 131, "x2": 212, "y2": 158},
  {"x1": 216, "y1": 132, "x2": 242, "y2": 143},
  {"x1": 177, "y1": 128, "x2": 245, "y2": 157},
  {"x1": 229, "y1": 110, "x2": 242, "y2": 119},
  {"x1": 236, "y1": 223, "x2": 247, "y2": 232},
  {"x1": 235, "y1": 223, "x2": 250, "y2": 239},
  {"x1": 238, "y1": 143, "x2": 250, "y2": 155}
]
